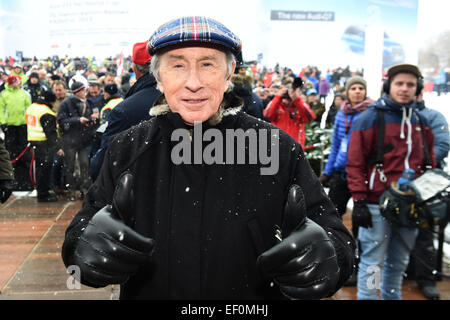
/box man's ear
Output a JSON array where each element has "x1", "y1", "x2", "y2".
[
  {"x1": 224, "y1": 61, "x2": 236, "y2": 92},
  {"x1": 157, "y1": 81, "x2": 164, "y2": 93}
]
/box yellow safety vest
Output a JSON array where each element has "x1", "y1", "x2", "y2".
[
  {"x1": 100, "y1": 98, "x2": 123, "y2": 124},
  {"x1": 25, "y1": 103, "x2": 56, "y2": 141}
]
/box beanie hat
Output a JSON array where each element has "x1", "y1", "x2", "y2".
[
  {"x1": 345, "y1": 76, "x2": 367, "y2": 92},
  {"x1": 29, "y1": 72, "x2": 39, "y2": 79},
  {"x1": 104, "y1": 83, "x2": 118, "y2": 95},
  {"x1": 41, "y1": 90, "x2": 57, "y2": 103},
  {"x1": 71, "y1": 81, "x2": 86, "y2": 93},
  {"x1": 132, "y1": 41, "x2": 152, "y2": 65}
]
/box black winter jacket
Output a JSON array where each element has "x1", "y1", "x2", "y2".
[
  {"x1": 57, "y1": 96, "x2": 96, "y2": 149},
  {"x1": 89, "y1": 73, "x2": 160, "y2": 181},
  {"x1": 62, "y1": 92, "x2": 355, "y2": 300}
]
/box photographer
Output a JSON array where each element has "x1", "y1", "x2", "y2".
[
  {"x1": 263, "y1": 79, "x2": 316, "y2": 148},
  {"x1": 57, "y1": 81, "x2": 98, "y2": 201}
]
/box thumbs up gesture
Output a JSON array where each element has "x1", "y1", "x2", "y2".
[
  {"x1": 73, "y1": 173, "x2": 155, "y2": 288},
  {"x1": 257, "y1": 185, "x2": 340, "y2": 300}
]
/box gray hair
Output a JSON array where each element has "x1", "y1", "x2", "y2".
[
  {"x1": 150, "y1": 49, "x2": 236, "y2": 84},
  {"x1": 132, "y1": 62, "x2": 150, "y2": 75}
]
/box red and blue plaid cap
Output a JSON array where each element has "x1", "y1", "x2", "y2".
[{"x1": 147, "y1": 16, "x2": 242, "y2": 56}]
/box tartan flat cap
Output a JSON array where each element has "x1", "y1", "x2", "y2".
[{"x1": 147, "y1": 16, "x2": 242, "y2": 56}]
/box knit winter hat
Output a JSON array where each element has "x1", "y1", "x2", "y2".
[
  {"x1": 104, "y1": 83, "x2": 118, "y2": 95},
  {"x1": 345, "y1": 76, "x2": 367, "y2": 92},
  {"x1": 71, "y1": 81, "x2": 86, "y2": 93}
]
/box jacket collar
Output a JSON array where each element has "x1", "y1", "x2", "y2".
[
  {"x1": 376, "y1": 93, "x2": 417, "y2": 112},
  {"x1": 125, "y1": 73, "x2": 157, "y2": 98},
  {"x1": 150, "y1": 91, "x2": 243, "y2": 126}
]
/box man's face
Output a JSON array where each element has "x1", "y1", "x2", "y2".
[
  {"x1": 389, "y1": 73, "x2": 417, "y2": 105},
  {"x1": 74, "y1": 88, "x2": 87, "y2": 99},
  {"x1": 39, "y1": 71, "x2": 46, "y2": 80},
  {"x1": 88, "y1": 85, "x2": 100, "y2": 98},
  {"x1": 14, "y1": 67, "x2": 21, "y2": 74},
  {"x1": 347, "y1": 84, "x2": 366, "y2": 106},
  {"x1": 104, "y1": 75, "x2": 115, "y2": 85},
  {"x1": 307, "y1": 94, "x2": 317, "y2": 103},
  {"x1": 334, "y1": 96, "x2": 343, "y2": 107},
  {"x1": 30, "y1": 77, "x2": 39, "y2": 85},
  {"x1": 53, "y1": 84, "x2": 66, "y2": 99},
  {"x1": 157, "y1": 46, "x2": 234, "y2": 125}
]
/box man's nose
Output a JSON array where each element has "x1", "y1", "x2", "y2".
[{"x1": 185, "y1": 68, "x2": 203, "y2": 92}]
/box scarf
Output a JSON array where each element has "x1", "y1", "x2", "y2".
[{"x1": 341, "y1": 98, "x2": 374, "y2": 115}]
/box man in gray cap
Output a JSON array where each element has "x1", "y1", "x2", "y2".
[{"x1": 62, "y1": 16, "x2": 354, "y2": 300}]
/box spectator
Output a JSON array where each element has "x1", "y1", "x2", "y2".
[
  {"x1": 50, "y1": 80, "x2": 69, "y2": 193},
  {"x1": 325, "y1": 93, "x2": 345, "y2": 128},
  {"x1": 0, "y1": 126, "x2": 15, "y2": 203},
  {"x1": 11, "y1": 64, "x2": 28, "y2": 86},
  {"x1": 406, "y1": 83, "x2": 450, "y2": 300},
  {"x1": 38, "y1": 69, "x2": 50, "y2": 87},
  {"x1": 23, "y1": 72, "x2": 49, "y2": 103},
  {"x1": 25, "y1": 90, "x2": 64, "y2": 202},
  {"x1": 89, "y1": 40, "x2": 160, "y2": 181},
  {"x1": 120, "y1": 73, "x2": 131, "y2": 96},
  {"x1": 0, "y1": 75, "x2": 33, "y2": 191},
  {"x1": 57, "y1": 81, "x2": 98, "y2": 201},
  {"x1": 318, "y1": 76, "x2": 330, "y2": 104},
  {"x1": 231, "y1": 73, "x2": 264, "y2": 120},
  {"x1": 320, "y1": 76, "x2": 373, "y2": 217},
  {"x1": 103, "y1": 72, "x2": 116, "y2": 85},
  {"x1": 51, "y1": 80, "x2": 69, "y2": 114},
  {"x1": 0, "y1": 68, "x2": 8, "y2": 93},
  {"x1": 264, "y1": 82, "x2": 316, "y2": 148},
  {"x1": 100, "y1": 83, "x2": 123, "y2": 124},
  {"x1": 346, "y1": 63, "x2": 436, "y2": 300},
  {"x1": 86, "y1": 81, "x2": 104, "y2": 113},
  {"x1": 306, "y1": 88, "x2": 325, "y2": 125}
]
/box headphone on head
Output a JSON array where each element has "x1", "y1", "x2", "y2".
[{"x1": 382, "y1": 74, "x2": 424, "y2": 96}]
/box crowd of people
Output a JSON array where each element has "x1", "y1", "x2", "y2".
[{"x1": 0, "y1": 16, "x2": 449, "y2": 301}]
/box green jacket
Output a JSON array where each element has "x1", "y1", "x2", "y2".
[
  {"x1": 11, "y1": 71, "x2": 28, "y2": 86},
  {"x1": 0, "y1": 84, "x2": 32, "y2": 126}
]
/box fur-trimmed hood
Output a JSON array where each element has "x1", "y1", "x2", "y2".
[{"x1": 149, "y1": 91, "x2": 243, "y2": 126}]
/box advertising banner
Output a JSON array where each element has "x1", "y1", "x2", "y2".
[{"x1": 1, "y1": 0, "x2": 418, "y2": 73}]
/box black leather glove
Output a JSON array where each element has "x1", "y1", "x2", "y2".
[
  {"x1": 352, "y1": 199, "x2": 372, "y2": 229},
  {"x1": 319, "y1": 174, "x2": 330, "y2": 187},
  {"x1": 0, "y1": 179, "x2": 15, "y2": 203},
  {"x1": 73, "y1": 173, "x2": 155, "y2": 287},
  {"x1": 257, "y1": 185, "x2": 340, "y2": 300}
]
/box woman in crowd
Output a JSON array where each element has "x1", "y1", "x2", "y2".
[{"x1": 319, "y1": 76, "x2": 374, "y2": 219}]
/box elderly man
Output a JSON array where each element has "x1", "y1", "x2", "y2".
[{"x1": 62, "y1": 16, "x2": 354, "y2": 300}]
